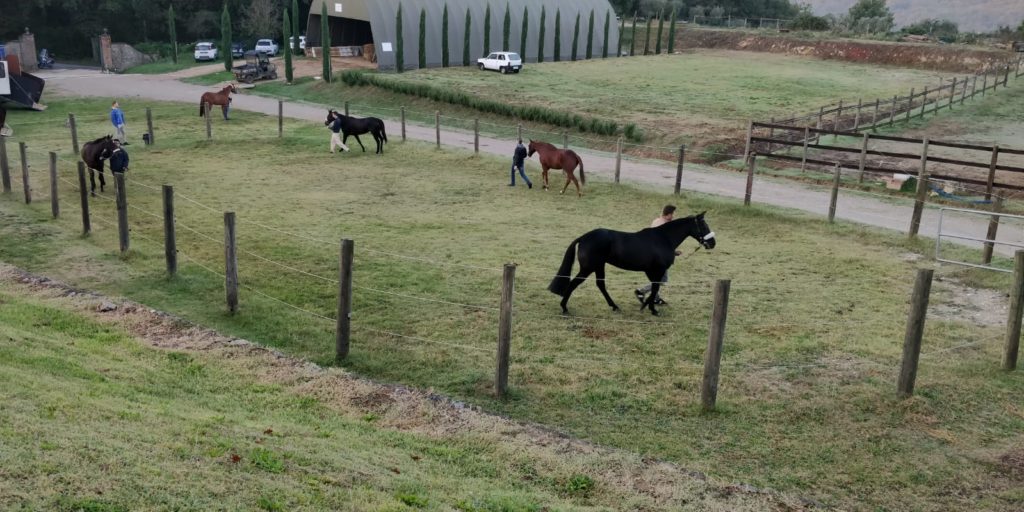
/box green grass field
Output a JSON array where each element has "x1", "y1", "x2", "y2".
[{"x1": 1, "y1": 98, "x2": 1022, "y2": 511}]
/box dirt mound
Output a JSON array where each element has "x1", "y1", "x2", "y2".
[{"x1": 678, "y1": 28, "x2": 1014, "y2": 73}]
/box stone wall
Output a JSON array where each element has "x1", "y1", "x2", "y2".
[{"x1": 111, "y1": 43, "x2": 156, "y2": 71}]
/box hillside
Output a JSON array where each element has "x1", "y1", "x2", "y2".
[{"x1": 803, "y1": 0, "x2": 1024, "y2": 32}]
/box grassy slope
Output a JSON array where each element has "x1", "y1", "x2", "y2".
[{"x1": 1, "y1": 98, "x2": 1023, "y2": 511}]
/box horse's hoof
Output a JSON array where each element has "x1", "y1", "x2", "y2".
[
  {"x1": 650, "y1": 310, "x2": 660, "y2": 316},
  {"x1": 612, "y1": 306, "x2": 620, "y2": 312}
]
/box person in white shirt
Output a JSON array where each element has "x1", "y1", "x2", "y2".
[{"x1": 635, "y1": 204, "x2": 681, "y2": 305}]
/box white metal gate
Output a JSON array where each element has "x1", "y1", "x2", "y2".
[{"x1": 935, "y1": 206, "x2": 1024, "y2": 273}]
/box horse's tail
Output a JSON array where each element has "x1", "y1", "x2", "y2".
[
  {"x1": 570, "y1": 150, "x2": 585, "y2": 185},
  {"x1": 198, "y1": 97, "x2": 205, "y2": 117},
  {"x1": 548, "y1": 237, "x2": 580, "y2": 297},
  {"x1": 379, "y1": 121, "x2": 388, "y2": 143}
]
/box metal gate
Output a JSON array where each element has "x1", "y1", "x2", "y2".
[{"x1": 935, "y1": 207, "x2": 1024, "y2": 273}]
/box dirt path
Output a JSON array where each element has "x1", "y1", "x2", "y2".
[{"x1": 37, "y1": 67, "x2": 1024, "y2": 257}]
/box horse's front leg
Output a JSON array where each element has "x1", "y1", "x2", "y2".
[
  {"x1": 559, "y1": 269, "x2": 593, "y2": 314},
  {"x1": 594, "y1": 267, "x2": 618, "y2": 312}
]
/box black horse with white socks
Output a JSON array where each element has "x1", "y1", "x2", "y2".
[
  {"x1": 548, "y1": 213, "x2": 716, "y2": 316},
  {"x1": 325, "y1": 110, "x2": 388, "y2": 154}
]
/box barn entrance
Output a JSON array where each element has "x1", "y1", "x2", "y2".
[{"x1": 307, "y1": 15, "x2": 373, "y2": 49}]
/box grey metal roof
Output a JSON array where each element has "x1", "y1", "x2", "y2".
[{"x1": 307, "y1": 0, "x2": 620, "y2": 71}]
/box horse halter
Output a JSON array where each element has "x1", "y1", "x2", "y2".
[{"x1": 694, "y1": 217, "x2": 716, "y2": 250}]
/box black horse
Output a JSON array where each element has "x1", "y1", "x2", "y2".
[
  {"x1": 548, "y1": 212, "x2": 716, "y2": 316},
  {"x1": 80, "y1": 135, "x2": 118, "y2": 196},
  {"x1": 325, "y1": 110, "x2": 388, "y2": 154}
]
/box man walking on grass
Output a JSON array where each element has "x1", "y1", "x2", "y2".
[
  {"x1": 635, "y1": 205, "x2": 681, "y2": 305},
  {"x1": 508, "y1": 140, "x2": 532, "y2": 188}
]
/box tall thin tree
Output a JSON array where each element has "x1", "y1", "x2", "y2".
[
  {"x1": 554, "y1": 9, "x2": 561, "y2": 61},
  {"x1": 617, "y1": 13, "x2": 624, "y2": 57},
  {"x1": 483, "y1": 4, "x2": 492, "y2": 56},
  {"x1": 221, "y1": 2, "x2": 232, "y2": 71},
  {"x1": 602, "y1": 10, "x2": 610, "y2": 58},
  {"x1": 442, "y1": 4, "x2": 449, "y2": 67},
  {"x1": 630, "y1": 12, "x2": 637, "y2": 56},
  {"x1": 571, "y1": 12, "x2": 580, "y2": 61},
  {"x1": 395, "y1": 4, "x2": 404, "y2": 72},
  {"x1": 655, "y1": 8, "x2": 664, "y2": 54},
  {"x1": 418, "y1": 8, "x2": 426, "y2": 68},
  {"x1": 586, "y1": 9, "x2": 594, "y2": 59},
  {"x1": 463, "y1": 8, "x2": 471, "y2": 66},
  {"x1": 291, "y1": 0, "x2": 300, "y2": 54},
  {"x1": 537, "y1": 6, "x2": 546, "y2": 63},
  {"x1": 643, "y1": 16, "x2": 652, "y2": 55},
  {"x1": 321, "y1": 2, "x2": 331, "y2": 81},
  {"x1": 520, "y1": 6, "x2": 529, "y2": 55},
  {"x1": 503, "y1": 3, "x2": 511, "y2": 51},
  {"x1": 167, "y1": 5, "x2": 178, "y2": 63},
  {"x1": 667, "y1": 6, "x2": 677, "y2": 54},
  {"x1": 283, "y1": 10, "x2": 293, "y2": 82}
]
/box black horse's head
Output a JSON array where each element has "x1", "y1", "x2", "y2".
[
  {"x1": 693, "y1": 211, "x2": 716, "y2": 250},
  {"x1": 84, "y1": 135, "x2": 116, "y2": 161}
]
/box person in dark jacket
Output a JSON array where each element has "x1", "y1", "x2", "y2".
[
  {"x1": 109, "y1": 139, "x2": 129, "y2": 173},
  {"x1": 509, "y1": 140, "x2": 532, "y2": 188},
  {"x1": 327, "y1": 110, "x2": 350, "y2": 154}
]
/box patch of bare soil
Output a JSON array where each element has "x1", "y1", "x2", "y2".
[
  {"x1": 930, "y1": 277, "x2": 1009, "y2": 328},
  {"x1": 0, "y1": 263, "x2": 820, "y2": 511}
]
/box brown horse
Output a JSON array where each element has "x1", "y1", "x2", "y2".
[
  {"x1": 527, "y1": 140, "x2": 586, "y2": 197},
  {"x1": 198, "y1": 84, "x2": 238, "y2": 120}
]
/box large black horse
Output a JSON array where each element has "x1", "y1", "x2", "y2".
[
  {"x1": 80, "y1": 135, "x2": 118, "y2": 196},
  {"x1": 548, "y1": 212, "x2": 716, "y2": 316},
  {"x1": 325, "y1": 110, "x2": 388, "y2": 154}
]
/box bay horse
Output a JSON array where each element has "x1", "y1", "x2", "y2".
[
  {"x1": 527, "y1": 140, "x2": 585, "y2": 196},
  {"x1": 199, "y1": 84, "x2": 238, "y2": 120},
  {"x1": 325, "y1": 110, "x2": 388, "y2": 154},
  {"x1": 548, "y1": 212, "x2": 716, "y2": 316},
  {"x1": 80, "y1": 135, "x2": 117, "y2": 196}
]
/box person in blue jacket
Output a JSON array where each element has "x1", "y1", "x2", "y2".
[
  {"x1": 110, "y1": 101, "x2": 128, "y2": 144},
  {"x1": 509, "y1": 140, "x2": 532, "y2": 188}
]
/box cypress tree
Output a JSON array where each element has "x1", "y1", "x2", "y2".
[
  {"x1": 167, "y1": 5, "x2": 178, "y2": 63},
  {"x1": 603, "y1": 10, "x2": 610, "y2": 58},
  {"x1": 221, "y1": 3, "x2": 232, "y2": 72},
  {"x1": 483, "y1": 4, "x2": 491, "y2": 56},
  {"x1": 503, "y1": 3, "x2": 511, "y2": 51},
  {"x1": 520, "y1": 6, "x2": 529, "y2": 55},
  {"x1": 553, "y1": 9, "x2": 561, "y2": 62},
  {"x1": 463, "y1": 8, "x2": 471, "y2": 66},
  {"x1": 321, "y1": 2, "x2": 331, "y2": 81},
  {"x1": 418, "y1": 8, "x2": 426, "y2": 68},
  {"x1": 667, "y1": 7, "x2": 677, "y2": 54},
  {"x1": 441, "y1": 4, "x2": 449, "y2": 67},
  {"x1": 291, "y1": 0, "x2": 300, "y2": 54},
  {"x1": 537, "y1": 6, "x2": 545, "y2": 63},
  {"x1": 617, "y1": 13, "x2": 624, "y2": 57},
  {"x1": 643, "y1": 16, "x2": 652, "y2": 55},
  {"x1": 629, "y1": 12, "x2": 637, "y2": 56},
  {"x1": 655, "y1": 9, "x2": 664, "y2": 54},
  {"x1": 571, "y1": 12, "x2": 579, "y2": 61},
  {"x1": 283, "y1": 10, "x2": 293, "y2": 82},
  {"x1": 586, "y1": 10, "x2": 594, "y2": 59},
  {"x1": 395, "y1": 4, "x2": 404, "y2": 72}
]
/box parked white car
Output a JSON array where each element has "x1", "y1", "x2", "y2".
[
  {"x1": 254, "y1": 39, "x2": 279, "y2": 56},
  {"x1": 193, "y1": 42, "x2": 218, "y2": 62},
  {"x1": 288, "y1": 35, "x2": 307, "y2": 50},
  {"x1": 477, "y1": 52, "x2": 522, "y2": 74}
]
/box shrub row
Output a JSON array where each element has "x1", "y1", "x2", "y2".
[{"x1": 340, "y1": 70, "x2": 643, "y2": 141}]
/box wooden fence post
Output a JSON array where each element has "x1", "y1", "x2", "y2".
[
  {"x1": 905, "y1": 88, "x2": 915, "y2": 122},
  {"x1": 1004, "y1": 67, "x2": 1010, "y2": 88},
  {"x1": 961, "y1": 76, "x2": 969, "y2": 105},
  {"x1": 0, "y1": 137, "x2": 10, "y2": 193},
  {"x1": 985, "y1": 145, "x2": 1000, "y2": 200},
  {"x1": 114, "y1": 172, "x2": 129, "y2": 254},
  {"x1": 982, "y1": 75, "x2": 987, "y2": 97},
  {"x1": 473, "y1": 119, "x2": 479, "y2": 155},
  {"x1": 224, "y1": 211, "x2": 239, "y2": 314},
  {"x1": 19, "y1": 142, "x2": 31, "y2": 204},
  {"x1": 562, "y1": 131, "x2": 568, "y2": 149},
  {"x1": 919, "y1": 86, "x2": 929, "y2": 118},
  {"x1": 833, "y1": 100, "x2": 843, "y2": 139},
  {"x1": 857, "y1": 132, "x2": 869, "y2": 183},
  {"x1": 815, "y1": 106, "x2": 824, "y2": 136},
  {"x1": 870, "y1": 98, "x2": 879, "y2": 130},
  {"x1": 853, "y1": 98, "x2": 862, "y2": 131},
  {"x1": 700, "y1": 279, "x2": 731, "y2": 412},
  {"x1": 673, "y1": 145, "x2": 685, "y2": 196},
  {"x1": 344, "y1": 100, "x2": 350, "y2": 116},
  {"x1": 742, "y1": 121, "x2": 754, "y2": 163},
  {"x1": 77, "y1": 162, "x2": 90, "y2": 235},
  {"x1": 1005, "y1": 251, "x2": 1024, "y2": 371},
  {"x1": 982, "y1": 196, "x2": 1003, "y2": 265},
  {"x1": 909, "y1": 139, "x2": 929, "y2": 238},
  {"x1": 947, "y1": 77, "x2": 957, "y2": 109},
  {"x1": 517, "y1": 122, "x2": 522, "y2": 142},
  {"x1": 767, "y1": 117, "x2": 775, "y2": 153},
  {"x1": 204, "y1": 102, "x2": 212, "y2": 140},
  {"x1": 146, "y1": 107, "x2": 154, "y2": 145},
  {"x1": 277, "y1": 100, "x2": 283, "y2": 138},
  {"x1": 828, "y1": 163, "x2": 841, "y2": 223},
  {"x1": 495, "y1": 263, "x2": 516, "y2": 396},
  {"x1": 163, "y1": 185, "x2": 177, "y2": 276},
  {"x1": 972, "y1": 75, "x2": 978, "y2": 98},
  {"x1": 800, "y1": 127, "x2": 810, "y2": 173},
  {"x1": 48, "y1": 152, "x2": 59, "y2": 219},
  {"x1": 889, "y1": 95, "x2": 898, "y2": 127},
  {"x1": 69, "y1": 113, "x2": 80, "y2": 154},
  {"x1": 401, "y1": 106, "x2": 407, "y2": 141},
  {"x1": 744, "y1": 153, "x2": 756, "y2": 206},
  {"x1": 336, "y1": 238, "x2": 354, "y2": 361},
  {"x1": 897, "y1": 268, "x2": 933, "y2": 398},
  {"x1": 435, "y1": 111, "x2": 441, "y2": 148},
  {"x1": 614, "y1": 137, "x2": 622, "y2": 184}
]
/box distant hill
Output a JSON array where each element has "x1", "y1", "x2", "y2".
[{"x1": 802, "y1": 0, "x2": 1024, "y2": 33}]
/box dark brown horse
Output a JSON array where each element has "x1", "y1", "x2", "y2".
[
  {"x1": 80, "y1": 135, "x2": 117, "y2": 196},
  {"x1": 199, "y1": 84, "x2": 238, "y2": 120},
  {"x1": 527, "y1": 140, "x2": 586, "y2": 196}
]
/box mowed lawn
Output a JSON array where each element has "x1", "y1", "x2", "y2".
[
  {"x1": 1, "y1": 98, "x2": 1022, "y2": 511},
  {"x1": 378, "y1": 50, "x2": 954, "y2": 144}
]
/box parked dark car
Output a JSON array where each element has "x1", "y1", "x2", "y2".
[{"x1": 232, "y1": 42, "x2": 245, "y2": 58}]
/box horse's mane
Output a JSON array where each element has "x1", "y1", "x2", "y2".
[
  {"x1": 86, "y1": 135, "x2": 111, "y2": 145},
  {"x1": 530, "y1": 140, "x2": 557, "y2": 151}
]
